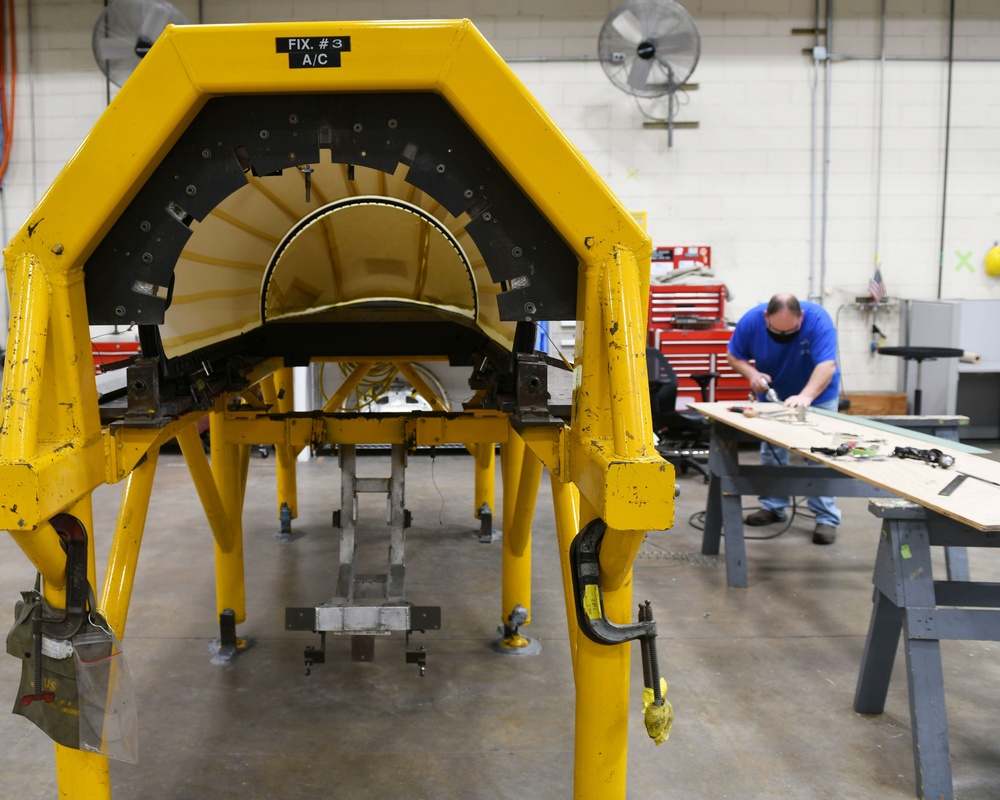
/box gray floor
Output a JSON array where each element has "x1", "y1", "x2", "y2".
[{"x1": 2, "y1": 443, "x2": 1000, "y2": 799}]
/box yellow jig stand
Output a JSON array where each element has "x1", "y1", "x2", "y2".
[{"x1": 1, "y1": 20, "x2": 674, "y2": 799}]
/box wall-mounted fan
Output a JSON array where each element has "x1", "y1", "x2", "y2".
[
  {"x1": 599, "y1": 0, "x2": 700, "y2": 97},
  {"x1": 92, "y1": 0, "x2": 187, "y2": 87}
]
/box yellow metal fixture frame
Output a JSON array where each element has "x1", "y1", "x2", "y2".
[{"x1": 1, "y1": 19, "x2": 674, "y2": 799}]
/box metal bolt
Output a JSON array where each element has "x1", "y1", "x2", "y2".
[
  {"x1": 436, "y1": 163, "x2": 446, "y2": 173},
  {"x1": 638, "y1": 604, "x2": 654, "y2": 690},
  {"x1": 201, "y1": 148, "x2": 212, "y2": 159},
  {"x1": 511, "y1": 246, "x2": 523, "y2": 258},
  {"x1": 644, "y1": 601, "x2": 663, "y2": 705},
  {"x1": 524, "y1": 302, "x2": 536, "y2": 315},
  {"x1": 115, "y1": 305, "x2": 126, "y2": 318},
  {"x1": 51, "y1": 244, "x2": 64, "y2": 255},
  {"x1": 141, "y1": 252, "x2": 153, "y2": 264},
  {"x1": 464, "y1": 189, "x2": 474, "y2": 199},
  {"x1": 388, "y1": 118, "x2": 398, "y2": 129},
  {"x1": 353, "y1": 122, "x2": 363, "y2": 133},
  {"x1": 140, "y1": 221, "x2": 151, "y2": 232},
  {"x1": 259, "y1": 129, "x2": 269, "y2": 139},
  {"x1": 289, "y1": 114, "x2": 299, "y2": 124},
  {"x1": 482, "y1": 212, "x2": 492, "y2": 222},
  {"x1": 185, "y1": 185, "x2": 197, "y2": 196}
]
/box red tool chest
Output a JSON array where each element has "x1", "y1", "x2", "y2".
[{"x1": 647, "y1": 284, "x2": 751, "y2": 402}]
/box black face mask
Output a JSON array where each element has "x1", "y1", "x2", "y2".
[{"x1": 767, "y1": 329, "x2": 800, "y2": 345}]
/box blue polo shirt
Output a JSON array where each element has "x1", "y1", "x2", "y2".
[{"x1": 728, "y1": 301, "x2": 840, "y2": 404}]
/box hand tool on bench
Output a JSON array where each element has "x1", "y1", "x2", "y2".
[
  {"x1": 892, "y1": 445, "x2": 955, "y2": 469},
  {"x1": 741, "y1": 405, "x2": 807, "y2": 422},
  {"x1": 938, "y1": 471, "x2": 1000, "y2": 495},
  {"x1": 760, "y1": 380, "x2": 781, "y2": 405}
]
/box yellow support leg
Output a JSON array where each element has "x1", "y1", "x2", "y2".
[
  {"x1": 209, "y1": 409, "x2": 247, "y2": 625},
  {"x1": 500, "y1": 429, "x2": 524, "y2": 540},
  {"x1": 566, "y1": 496, "x2": 644, "y2": 800},
  {"x1": 177, "y1": 423, "x2": 235, "y2": 553},
  {"x1": 550, "y1": 474, "x2": 581, "y2": 673},
  {"x1": 7, "y1": 522, "x2": 70, "y2": 606},
  {"x1": 50, "y1": 500, "x2": 111, "y2": 800},
  {"x1": 239, "y1": 443, "x2": 251, "y2": 504},
  {"x1": 572, "y1": 570, "x2": 634, "y2": 800},
  {"x1": 72, "y1": 495, "x2": 98, "y2": 599},
  {"x1": 472, "y1": 441, "x2": 496, "y2": 532},
  {"x1": 273, "y1": 367, "x2": 299, "y2": 518},
  {"x1": 565, "y1": 245, "x2": 669, "y2": 799},
  {"x1": 100, "y1": 447, "x2": 160, "y2": 638},
  {"x1": 55, "y1": 744, "x2": 111, "y2": 800},
  {"x1": 261, "y1": 374, "x2": 299, "y2": 526},
  {"x1": 495, "y1": 428, "x2": 542, "y2": 655}
]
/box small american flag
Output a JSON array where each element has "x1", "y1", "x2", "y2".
[{"x1": 869, "y1": 267, "x2": 887, "y2": 303}]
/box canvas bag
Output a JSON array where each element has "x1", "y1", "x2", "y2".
[{"x1": 6, "y1": 578, "x2": 137, "y2": 761}]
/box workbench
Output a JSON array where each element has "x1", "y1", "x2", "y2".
[
  {"x1": 691, "y1": 402, "x2": 993, "y2": 588},
  {"x1": 690, "y1": 401, "x2": 1000, "y2": 799}
]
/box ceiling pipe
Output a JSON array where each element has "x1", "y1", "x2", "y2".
[{"x1": 936, "y1": 0, "x2": 956, "y2": 300}]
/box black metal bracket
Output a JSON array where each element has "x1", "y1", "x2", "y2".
[
  {"x1": 498, "y1": 603, "x2": 528, "y2": 641},
  {"x1": 511, "y1": 352, "x2": 555, "y2": 427},
  {"x1": 304, "y1": 634, "x2": 326, "y2": 676},
  {"x1": 476, "y1": 502, "x2": 497, "y2": 543},
  {"x1": 216, "y1": 608, "x2": 239, "y2": 662},
  {"x1": 405, "y1": 644, "x2": 427, "y2": 676},
  {"x1": 405, "y1": 628, "x2": 428, "y2": 677}
]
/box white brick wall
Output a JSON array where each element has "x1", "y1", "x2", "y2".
[{"x1": 2, "y1": 0, "x2": 998, "y2": 395}]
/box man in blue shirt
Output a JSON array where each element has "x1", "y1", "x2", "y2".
[{"x1": 727, "y1": 293, "x2": 841, "y2": 544}]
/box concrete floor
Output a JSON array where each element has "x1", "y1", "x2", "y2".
[{"x1": 2, "y1": 443, "x2": 1000, "y2": 799}]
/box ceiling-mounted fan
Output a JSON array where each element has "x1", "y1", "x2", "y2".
[{"x1": 92, "y1": 0, "x2": 187, "y2": 88}]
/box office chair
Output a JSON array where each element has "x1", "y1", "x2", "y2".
[{"x1": 646, "y1": 347, "x2": 716, "y2": 482}]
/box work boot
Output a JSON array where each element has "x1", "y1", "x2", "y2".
[
  {"x1": 745, "y1": 509, "x2": 785, "y2": 526},
  {"x1": 812, "y1": 523, "x2": 837, "y2": 545}
]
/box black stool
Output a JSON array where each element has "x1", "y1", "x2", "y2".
[{"x1": 876, "y1": 346, "x2": 964, "y2": 415}]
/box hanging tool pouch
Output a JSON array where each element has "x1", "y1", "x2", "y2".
[{"x1": 4, "y1": 514, "x2": 112, "y2": 750}]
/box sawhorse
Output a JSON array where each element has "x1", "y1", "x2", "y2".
[{"x1": 855, "y1": 498, "x2": 1000, "y2": 799}]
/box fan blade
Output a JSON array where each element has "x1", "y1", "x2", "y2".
[
  {"x1": 138, "y1": 3, "x2": 178, "y2": 42},
  {"x1": 627, "y1": 55, "x2": 655, "y2": 90},
  {"x1": 610, "y1": 9, "x2": 644, "y2": 46},
  {"x1": 653, "y1": 29, "x2": 695, "y2": 53},
  {"x1": 94, "y1": 36, "x2": 142, "y2": 62}
]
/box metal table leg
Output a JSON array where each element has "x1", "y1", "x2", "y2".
[{"x1": 703, "y1": 422, "x2": 749, "y2": 587}]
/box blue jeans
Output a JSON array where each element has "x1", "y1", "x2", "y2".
[{"x1": 758, "y1": 397, "x2": 842, "y2": 528}]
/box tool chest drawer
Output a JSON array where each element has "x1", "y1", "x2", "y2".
[{"x1": 649, "y1": 328, "x2": 751, "y2": 402}]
